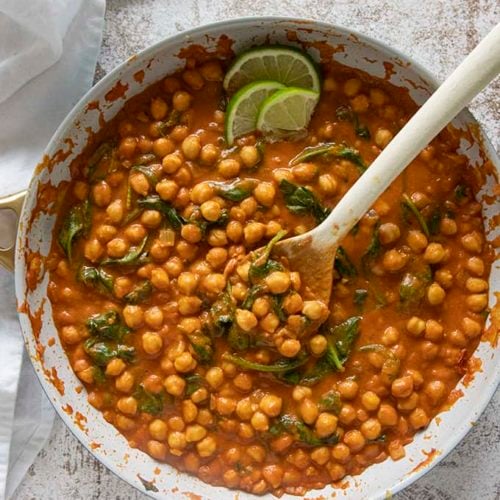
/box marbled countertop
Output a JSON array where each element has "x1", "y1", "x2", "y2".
[{"x1": 13, "y1": 0, "x2": 499, "y2": 499}]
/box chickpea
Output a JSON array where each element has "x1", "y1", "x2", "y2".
[
  {"x1": 176, "y1": 240, "x2": 198, "y2": 260},
  {"x1": 279, "y1": 339, "x2": 301, "y2": 358},
  {"x1": 424, "y1": 380, "x2": 446, "y2": 405},
  {"x1": 177, "y1": 271, "x2": 199, "y2": 295},
  {"x1": 116, "y1": 371, "x2": 135, "y2": 393},
  {"x1": 205, "y1": 366, "x2": 224, "y2": 389},
  {"x1": 190, "y1": 182, "x2": 214, "y2": 204},
  {"x1": 409, "y1": 408, "x2": 429, "y2": 429},
  {"x1": 239, "y1": 145, "x2": 260, "y2": 168},
  {"x1": 96, "y1": 224, "x2": 118, "y2": 243},
  {"x1": 379, "y1": 223, "x2": 401, "y2": 245},
  {"x1": 200, "y1": 60, "x2": 223, "y2": 81},
  {"x1": 124, "y1": 223, "x2": 146, "y2": 244},
  {"x1": 391, "y1": 376, "x2": 414, "y2": 398},
  {"x1": 106, "y1": 358, "x2": 126, "y2": 377},
  {"x1": 302, "y1": 300, "x2": 328, "y2": 321},
  {"x1": 338, "y1": 379, "x2": 359, "y2": 400},
  {"x1": 165, "y1": 256, "x2": 183, "y2": 277},
  {"x1": 153, "y1": 137, "x2": 175, "y2": 157},
  {"x1": 423, "y1": 242, "x2": 446, "y2": 264},
  {"x1": 427, "y1": 282, "x2": 446, "y2": 305},
  {"x1": 182, "y1": 69, "x2": 204, "y2": 90},
  {"x1": 117, "y1": 396, "x2": 138, "y2": 416},
  {"x1": 181, "y1": 134, "x2": 201, "y2": 160},
  {"x1": 382, "y1": 326, "x2": 400, "y2": 346},
  {"x1": 377, "y1": 404, "x2": 398, "y2": 426},
  {"x1": 299, "y1": 398, "x2": 319, "y2": 425},
  {"x1": 242, "y1": 221, "x2": 265, "y2": 245},
  {"x1": 323, "y1": 76, "x2": 337, "y2": 92},
  {"x1": 118, "y1": 137, "x2": 137, "y2": 158},
  {"x1": 181, "y1": 223, "x2": 202, "y2": 244},
  {"x1": 106, "y1": 238, "x2": 129, "y2": 258},
  {"x1": 207, "y1": 228, "x2": 228, "y2": 247},
  {"x1": 206, "y1": 247, "x2": 227, "y2": 269},
  {"x1": 151, "y1": 267, "x2": 170, "y2": 289},
  {"x1": 462, "y1": 317, "x2": 482, "y2": 338},
  {"x1": 235, "y1": 309, "x2": 258, "y2": 331},
  {"x1": 164, "y1": 374, "x2": 186, "y2": 396},
  {"x1": 292, "y1": 162, "x2": 318, "y2": 182},
  {"x1": 360, "y1": 418, "x2": 382, "y2": 440},
  {"x1": 382, "y1": 249, "x2": 409, "y2": 272},
  {"x1": 344, "y1": 78, "x2": 362, "y2": 96},
  {"x1": 435, "y1": 268, "x2": 453, "y2": 289},
  {"x1": 198, "y1": 143, "x2": 220, "y2": 166},
  {"x1": 259, "y1": 394, "x2": 283, "y2": 418},
  {"x1": 149, "y1": 419, "x2": 168, "y2": 440},
  {"x1": 374, "y1": 128, "x2": 393, "y2": 148},
  {"x1": 260, "y1": 313, "x2": 280, "y2": 333},
  {"x1": 343, "y1": 430, "x2": 366, "y2": 452},
  {"x1": 361, "y1": 391, "x2": 381, "y2": 411},
  {"x1": 123, "y1": 305, "x2": 144, "y2": 329},
  {"x1": 172, "y1": 90, "x2": 192, "y2": 112},
  {"x1": 318, "y1": 173, "x2": 338, "y2": 195},
  {"x1": 200, "y1": 200, "x2": 222, "y2": 222},
  {"x1": 309, "y1": 334, "x2": 327, "y2": 356},
  {"x1": 147, "y1": 440, "x2": 167, "y2": 460},
  {"x1": 407, "y1": 230, "x2": 428, "y2": 253},
  {"x1": 424, "y1": 319, "x2": 444, "y2": 341},
  {"x1": 129, "y1": 172, "x2": 150, "y2": 196},
  {"x1": 201, "y1": 273, "x2": 226, "y2": 295},
  {"x1": 440, "y1": 217, "x2": 457, "y2": 235},
  {"x1": 265, "y1": 271, "x2": 291, "y2": 294},
  {"x1": 141, "y1": 209, "x2": 162, "y2": 228},
  {"x1": 175, "y1": 352, "x2": 196, "y2": 373},
  {"x1": 466, "y1": 256, "x2": 484, "y2": 276},
  {"x1": 60, "y1": 325, "x2": 81, "y2": 345},
  {"x1": 310, "y1": 446, "x2": 331, "y2": 466},
  {"x1": 197, "y1": 436, "x2": 217, "y2": 457},
  {"x1": 168, "y1": 431, "x2": 187, "y2": 454},
  {"x1": 466, "y1": 293, "x2": 488, "y2": 312},
  {"x1": 406, "y1": 316, "x2": 425, "y2": 337},
  {"x1": 370, "y1": 88, "x2": 387, "y2": 106},
  {"x1": 217, "y1": 158, "x2": 240, "y2": 178},
  {"x1": 162, "y1": 152, "x2": 183, "y2": 174},
  {"x1": 168, "y1": 416, "x2": 185, "y2": 431},
  {"x1": 170, "y1": 124, "x2": 189, "y2": 143},
  {"x1": 142, "y1": 332, "x2": 163, "y2": 355},
  {"x1": 251, "y1": 411, "x2": 269, "y2": 432},
  {"x1": 156, "y1": 179, "x2": 179, "y2": 201},
  {"x1": 92, "y1": 181, "x2": 112, "y2": 207},
  {"x1": 226, "y1": 220, "x2": 243, "y2": 242},
  {"x1": 186, "y1": 424, "x2": 207, "y2": 443},
  {"x1": 253, "y1": 182, "x2": 276, "y2": 207},
  {"x1": 461, "y1": 231, "x2": 482, "y2": 253},
  {"x1": 465, "y1": 277, "x2": 488, "y2": 293},
  {"x1": 150, "y1": 97, "x2": 168, "y2": 120}
]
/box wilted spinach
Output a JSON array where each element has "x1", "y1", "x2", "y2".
[
  {"x1": 86, "y1": 310, "x2": 131, "y2": 341},
  {"x1": 58, "y1": 199, "x2": 91, "y2": 261},
  {"x1": 138, "y1": 195, "x2": 186, "y2": 231},
  {"x1": 336, "y1": 105, "x2": 371, "y2": 139},
  {"x1": 279, "y1": 180, "x2": 330, "y2": 223},
  {"x1": 222, "y1": 353, "x2": 308, "y2": 373},
  {"x1": 101, "y1": 236, "x2": 148, "y2": 266},
  {"x1": 123, "y1": 280, "x2": 152, "y2": 304},
  {"x1": 335, "y1": 246, "x2": 357, "y2": 278},
  {"x1": 78, "y1": 265, "x2": 114, "y2": 294},
  {"x1": 215, "y1": 179, "x2": 257, "y2": 202}
]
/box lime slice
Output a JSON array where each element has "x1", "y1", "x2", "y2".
[
  {"x1": 225, "y1": 80, "x2": 285, "y2": 145},
  {"x1": 256, "y1": 87, "x2": 319, "y2": 138},
  {"x1": 223, "y1": 46, "x2": 320, "y2": 94}
]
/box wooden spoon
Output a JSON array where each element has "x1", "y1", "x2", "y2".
[{"x1": 273, "y1": 22, "x2": 500, "y2": 305}]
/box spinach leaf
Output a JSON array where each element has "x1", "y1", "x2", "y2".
[
  {"x1": 131, "y1": 165, "x2": 159, "y2": 186},
  {"x1": 138, "y1": 195, "x2": 186, "y2": 231},
  {"x1": 361, "y1": 223, "x2": 381, "y2": 274},
  {"x1": 399, "y1": 265, "x2": 432, "y2": 309},
  {"x1": 135, "y1": 153, "x2": 157, "y2": 165},
  {"x1": 101, "y1": 236, "x2": 148, "y2": 266},
  {"x1": 189, "y1": 331, "x2": 214, "y2": 364},
  {"x1": 454, "y1": 183, "x2": 469, "y2": 202},
  {"x1": 271, "y1": 414, "x2": 339, "y2": 446},
  {"x1": 426, "y1": 206, "x2": 442, "y2": 236},
  {"x1": 184, "y1": 374, "x2": 206, "y2": 397},
  {"x1": 157, "y1": 110, "x2": 181, "y2": 136},
  {"x1": 84, "y1": 338, "x2": 135, "y2": 366},
  {"x1": 87, "y1": 142, "x2": 113, "y2": 180},
  {"x1": 222, "y1": 353, "x2": 308, "y2": 373},
  {"x1": 336, "y1": 105, "x2": 371, "y2": 139},
  {"x1": 134, "y1": 385, "x2": 166, "y2": 415},
  {"x1": 208, "y1": 288, "x2": 236, "y2": 337},
  {"x1": 248, "y1": 229, "x2": 287, "y2": 282},
  {"x1": 359, "y1": 343, "x2": 400, "y2": 381},
  {"x1": 216, "y1": 179, "x2": 257, "y2": 202},
  {"x1": 78, "y1": 265, "x2": 114, "y2": 294},
  {"x1": 290, "y1": 142, "x2": 367, "y2": 173},
  {"x1": 227, "y1": 324, "x2": 252, "y2": 351},
  {"x1": 279, "y1": 180, "x2": 330, "y2": 223},
  {"x1": 401, "y1": 194, "x2": 430, "y2": 238},
  {"x1": 86, "y1": 310, "x2": 131, "y2": 341},
  {"x1": 353, "y1": 289, "x2": 368, "y2": 309},
  {"x1": 323, "y1": 316, "x2": 361, "y2": 371},
  {"x1": 241, "y1": 284, "x2": 266, "y2": 310},
  {"x1": 123, "y1": 280, "x2": 152, "y2": 304},
  {"x1": 318, "y1": 390, "x2": 342, "y2": 414},
  {"x1": 299, "y1": 357, "x2": 334, "y2": 386},
  {"x1": 335, "y1": 246, "x2": 357, "y2": 278},
  {"x1": 270, "y1": 294, "x2": 287, "y2": 323},
  {"x1": 58, "y1": 200, "x2": 90, "y2": 261}
]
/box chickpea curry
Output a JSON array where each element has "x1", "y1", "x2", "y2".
[{"x1": 47, "y1": 47, "x2": 493, "y2": 496}]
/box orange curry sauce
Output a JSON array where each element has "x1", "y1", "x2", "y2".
[{"x1": 46, "y1": 55, "x2": 493, "y2": 496}]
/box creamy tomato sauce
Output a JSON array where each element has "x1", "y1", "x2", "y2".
[{"x1": 46, "y1": 54, "x2": 493, "y2": 496}]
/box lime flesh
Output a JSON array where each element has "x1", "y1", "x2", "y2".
[
  {"x1": 225, "y1": 80, "x2": 285, "y2": 145},
  {"x1": 223, "y1": 46, "x2": 320, "y2": 95}
]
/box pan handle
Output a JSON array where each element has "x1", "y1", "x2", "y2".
[{"x1": 0, "y1": 191, "x2": 26, "y2": 272}]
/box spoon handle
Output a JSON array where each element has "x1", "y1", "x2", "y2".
[{"x1": 315, "y1": 22, "x2": 500, "y2": 246}]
